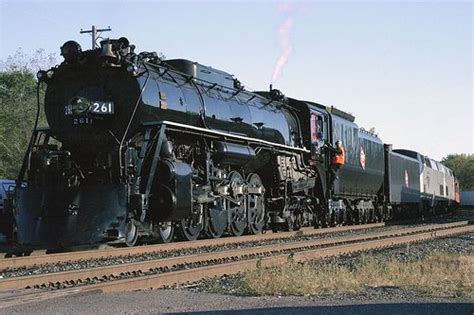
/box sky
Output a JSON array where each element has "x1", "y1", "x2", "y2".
[{"x1": 0, "y1": 0, "x2": 472, "y2": 160}]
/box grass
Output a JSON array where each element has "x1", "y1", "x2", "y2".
[{"x1": 240, "y1": 252, "x2": 473, "y2": 298}]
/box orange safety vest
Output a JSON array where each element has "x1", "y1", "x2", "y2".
[{"x1": 331, "y1": 144, "x2": 345, "y2": 166}]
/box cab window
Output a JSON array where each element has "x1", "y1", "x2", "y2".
[{"x1": 310, "y1": 113, "x2": 323, "y2": 143}]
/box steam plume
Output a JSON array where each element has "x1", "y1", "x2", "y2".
[{"x1": 272, "y1": 17, "x2": 294, "y2": 83}]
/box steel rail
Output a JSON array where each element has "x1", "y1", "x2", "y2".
[
  {"x1": 0, "y1": 213, "x2": 463, "y2": 269},
  {"x1": 0, "y1": 221, "x2": 469, "y2": 290},
  {"x1": 0, "y1": 223, "x2": 388, "y2": 269},
  {"x1": 0, "y1": 211, "x2": 459, "y2": 267}
]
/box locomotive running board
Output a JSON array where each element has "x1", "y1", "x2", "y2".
[{"x1": 142, "y1": 120, "x2": 310, "y2": 154}]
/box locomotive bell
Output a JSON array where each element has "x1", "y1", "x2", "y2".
[{"x1": 100, "y1": 41, "x2": 117, "y2": 60}]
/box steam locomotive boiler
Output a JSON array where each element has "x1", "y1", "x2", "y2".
[{"x1": 10, "y1": 36, "x2": 457, "y2": 248}]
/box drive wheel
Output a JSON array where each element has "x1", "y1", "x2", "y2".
[
  {"x1": 246, "y1": 173, "x2": 265, "y2": 235},
  {"x1": 125, "y1": 220, "x2": 139, "y2": 247},
  {"x1": 157, "y1": 221, "x2": 174, "y2": 243},
  {"x1": 177, "y1": 203, "x2": 203, "y2": 241},
  {"x1": 228, "y1": 171, "x2": 246, "y2": 236},
  {"x1": 206, "y1": 200, "x2": 227, "y2": 239}
]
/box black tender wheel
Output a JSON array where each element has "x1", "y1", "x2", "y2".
[
  {"x1": 246, "y1": 173, "x2": 265, "y2": 235},
  {"x1": 312, "y1": 212, "x2": 321, "y2": 229},
  {"x1": 292, "y1": 213, "x2": 302, "y2": 231},
  {"x1": 322, "y1": 211, "x2": 331, "y2": 228}
]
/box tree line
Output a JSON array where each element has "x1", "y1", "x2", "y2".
[
  {"x1": 0, "y1": 50, "x2": 473, "y2": 190},
  {"x1": 0, "y1": 49, "x2": 55, "y2": 179}
]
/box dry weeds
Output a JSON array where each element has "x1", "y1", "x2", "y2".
[{"x1": 242, "y1": 253, "x2": 473, "y2": 298}]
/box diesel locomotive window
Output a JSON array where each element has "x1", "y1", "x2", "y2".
[{"x1": 425, "y1": 158, "x2": 432, "y2": 168}]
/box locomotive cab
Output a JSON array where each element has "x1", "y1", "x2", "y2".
[{"x1": 309, "y1": 109, "x2": 329, "y2": 164}]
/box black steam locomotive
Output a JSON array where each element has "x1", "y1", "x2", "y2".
[{"x1": 8, "y1": 37, "x2": 459, "y2": 247}]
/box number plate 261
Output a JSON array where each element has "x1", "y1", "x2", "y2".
[{"x1": 90, "y1": 101, "x2": 114, "y2": 114}]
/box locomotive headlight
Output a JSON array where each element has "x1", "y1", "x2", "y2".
[
  {"x1": 37, "y1": 70, "x2": 55, "y2": 83},
  {"x1": 71, "y1": 97, "x2": 90, "y2": 115}
]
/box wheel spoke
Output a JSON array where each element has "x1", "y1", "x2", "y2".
[
  {"x1": 227, "y1": 171, "x2": 246, "y2": 236},
  {"x1": 246, "y1": 173, "x2": 265, "y2": 234}
]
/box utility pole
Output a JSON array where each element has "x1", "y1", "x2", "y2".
[{"x1": 80, "y1": 25, "x2": 112, "y2": 49}]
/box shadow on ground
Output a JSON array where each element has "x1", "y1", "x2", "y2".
[{"x1": 172, "y1": 302, "x2": 474, "y2": 315}]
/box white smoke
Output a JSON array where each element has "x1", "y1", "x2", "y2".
[
  {"x1": 272, "y1": 0, "x2": 300, "y2": 83},
  {"x1": 272, "y1": 17, "x2": 294, "y2": 83}
]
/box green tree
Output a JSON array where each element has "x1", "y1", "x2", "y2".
[
  {"x1": 441, "y1": 154, "x2": 474, "y2": 191},
  {"x1": 0, "y1": 49, "x2": 57, "y2": 178}
]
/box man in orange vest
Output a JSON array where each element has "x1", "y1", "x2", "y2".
[
  {"x1": 331, "y1": 140, "x2": 345, "y2": 168},
  {"x1": 329, "y1": 140, "x2": 345, "y2": 180}
]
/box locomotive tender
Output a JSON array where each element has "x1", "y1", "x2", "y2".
[{"x1": 9, "y1": 37, "x2": 459, "y2": 247}]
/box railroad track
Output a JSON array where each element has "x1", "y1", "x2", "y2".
[
  {"x1": 0, "y1": 212, "x2": 460, "y2": 267},
  {"x1": 0, "y1": 212, "x2": 458, "y2": 263},
  {"x1": 0, "y1": 222, "x2": 388, "y2": 268},
  {"x1": 0, "y1": 220, "x2": 472, "y2": 309}
]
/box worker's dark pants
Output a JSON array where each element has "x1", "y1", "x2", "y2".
[{"x1": 330, "y1": 164, "x2": 342, "y2": 181}]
